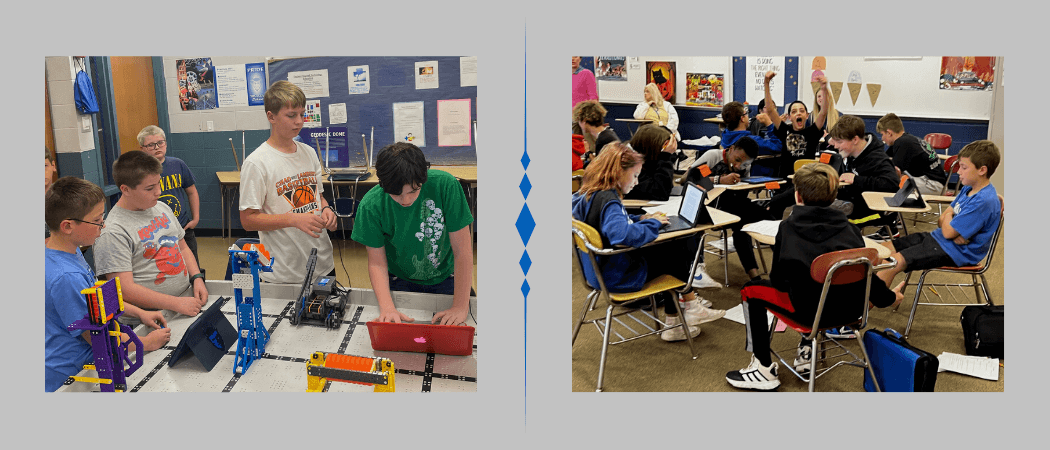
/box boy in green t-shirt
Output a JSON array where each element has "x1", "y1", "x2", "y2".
[{"x1": 351, "y1": 143, "x2": 474, "y2": 325}]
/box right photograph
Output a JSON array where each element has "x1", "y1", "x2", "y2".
[{"x1": 570, "y1": 56, "x2": 1005, "y2": 392}]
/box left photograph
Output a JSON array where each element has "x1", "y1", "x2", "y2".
[{"x1": 45, "y1": 56, "x2": 479, "y2": 392}]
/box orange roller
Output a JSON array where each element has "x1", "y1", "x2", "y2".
[{"x1": 324, "y1": 354, "x2": 375, "y2": 385}]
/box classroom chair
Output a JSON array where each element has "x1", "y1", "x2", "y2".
[
  {"x1": 224, "y1": 237, "x2": 261, "y2": 280},
  {"x1": 571, "y1": 219, "x2": 697, "y2": 392},
  {"x1": 896, "y1": 195, "x2": 1004, "y2": 339},
  {"x1": 941, "y1": 155, "x2": 961, "y2": 197},
  {"x1": 767, "y1": 247, "x2": 890, "y2": 392},
  {"x1": 924, "y1": 133, "x2": 952, "y2": 158},
  {"x1": 571, "y1": 169, "x2": 584, "y2": 193},
  {"x1": 792, "y1": 158, "x2": 819, "y2": 174}
]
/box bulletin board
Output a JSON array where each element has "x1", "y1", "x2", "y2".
[
  {"x1": 267, "y1": 56, "x2": 478, "y2": 165},
  {"x1": 796, "y1": 56, "x2": 996, "y2": 121},
  {"x1": 596, "y1": 56, "x2": 732, "y2": 107}
]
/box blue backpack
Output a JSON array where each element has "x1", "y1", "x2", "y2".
[{"x1": 74, "y1": 59, "x2": 99, "y2": 114}]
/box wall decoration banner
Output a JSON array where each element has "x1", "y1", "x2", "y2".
[
  {"x1": 686, "y1": 73, "x2": 724, "y2": 107},
  {"x1": 939, "y1": 57, "x2": 995, "y2": 91},
  {"x1": 176, "y1": 57, "x2": 217, "y2": 111},
  {"x1": 646, "y1": 61, "x2": 676, "y2": 104},
  {"x1": 595, "y1": 56, "x2": 627, "y2": 81}
]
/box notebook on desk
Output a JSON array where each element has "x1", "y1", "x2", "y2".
[
  {"x1": 366, "y1": 321, "x2": 476, "y2": 356},
  {"x1": 659, "y1": 182, "x2": 712, "y2": 234}
]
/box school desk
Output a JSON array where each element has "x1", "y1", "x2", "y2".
[
  {"x1": 744, "y1": 227, "x2": 891, "y2": 259},
  {"x1": 57, "y1": 281, "x2": 478, "y2": 393},
  {"x1": 217, "y1": 166, "x2": 478, "y2": 239},
  {"x1": 861, "y1": 190, "x2": 931, "y2": 236},
  {"x1": 614, "y1": 118, "x2": 653, "y2": 137}
]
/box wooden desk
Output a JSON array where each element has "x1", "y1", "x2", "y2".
[
  {"x1": 614, "y1": 118, "x2": 652, "y2": 137},
  {"x1": 644, "y1": 207, "x2": 740, "y2": 246},
  {"x1": 703, "y1": 117, "x2": 724, "y2": 123},
  {"x1": 217, "y1": 166, "x2": 478, "y2": 239},
  {"x1": 862, "y1": 190, "x2": 931, "y2": 236},
  {"x1": 745, "y1": 229, "x2": 890, "y2": 259},
  {"x1": 924, "y1": 194, "x2": 955, "y2": 204},
  {"x1": 621, "y1": 199, "x2": 656, "y2": 209}
]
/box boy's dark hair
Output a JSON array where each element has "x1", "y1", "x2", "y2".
[
  {"x1": 731, "y1": 136, "x2": 759, "y2": 159},
  {"x1": 793, "y1": 163, "x2": 839, "y2": 207},
  {"x1": 722, "y1": 102, "x2": 748, "y2": 129},
  {"x1": 573, "y1": 100, "x2": 607, "y2": 127},
  {"x1": 958, "y1": 140, "x2": 1001, "y2": 177},
  {"x1": 375, "y1": 142, "x2": 431, "y2": 195},
  {"x1": 629, "y1": 124, "x2": 673, "y2": 162},
  {"x1": 113, "y1": 150, "x2": 162, "y2": 189},
  {"x1": 787, "y1": 100, "x2": 808, "y2": 114},
  {"x1": 828, "y1": 115, "x2": 866, "y2": 141},
  {"x1": 45, "y1": 177, "x2": 106, "y2": 232},
  {"x1": 45, "y1": 146, "x2": 54, "y2": 163},
  {"x1": 875, "y1": 113, "x2": 905, "y2": 134}
]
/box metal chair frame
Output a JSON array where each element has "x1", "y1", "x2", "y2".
[
  {"x1": 767, "y1": 248, "x2": 897, "y2": 392},
  {"x1": 898, "y1": 196, "x2": 1004, "y2": 339},
  {"x1": 571, "y1": 219, "x2": 703, "y2": 392}
]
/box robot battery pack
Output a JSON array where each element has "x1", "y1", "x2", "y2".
[{"x1": 313, "y1": 277, "x2": 334, "y2": 296}]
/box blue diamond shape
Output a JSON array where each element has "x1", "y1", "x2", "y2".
[
  {"x1": 520, "y1": 150, "x2": 530, "y2": 170},
  {"x1": 519, "y1": 251, "x2": 532, "y2": 275},
  {"x1": 521, "y1": 279, "x2": 530, "y2": 300},
  {"x1": 519, "y1": 174, "x2": 532, "y2": 199},
  {"x1": 515, "y1": 204, "x2": 535, "y2": 246}
]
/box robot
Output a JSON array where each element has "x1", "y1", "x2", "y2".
[
  {"x1": 290, "y1": 248, "x2": 349, "y2": 330},
  {"x1": 66, "y1": 278, "x2": 144, "y2": 392}
]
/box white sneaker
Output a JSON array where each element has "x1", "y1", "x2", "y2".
[
  {"x1": 691, "y1": 265, "x2": 721, "y2": 289},
  {"x1": 680, "y1": 300, "x2": 726, "y2": 326},
  {"x1": 793, "y1": 345, "x2": 813, "y2": 374},
  {"x1": 660, "y1": 315, "x2": 701, "y2": 342},
  {"x1": 725, "y1": 355, "x2": 780, "y2": 391}
]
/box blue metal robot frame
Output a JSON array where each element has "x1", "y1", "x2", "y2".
[{"x1": 228, "y1": 246, "x2": 274, "y2": 375}]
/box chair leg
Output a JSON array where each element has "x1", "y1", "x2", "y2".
[
  {"x1": 978, "y1": 274, "x2": 994, "y2": 306},
  {"x1": 595, "y1": 304, "x2": 615, "y2": 392},
  {"x1": 672, "y1": 292, "x2": 699, "y2": 359},
  {"x1": 893, "y1": 271, "x2": 914, "y2": 312},
  {"x1": 904, "y1": 271, "x2": 930, "y2": 339},
  {"x1": 808, "y1": 339, "x2": 819, "y2": 392},
  {"x1": 721, "y1": 231, "x2": 730, "y2": 287},
  {"x1": 572, "y1": 292, "x2": 595, "y2": 346}
]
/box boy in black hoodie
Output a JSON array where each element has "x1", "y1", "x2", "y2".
[
  {"x1": 827, "y1": 115, "x2": 900, "y2": 233},
  {"x1": 725, "y1": 163, "x2": 903, "y2": 391}
]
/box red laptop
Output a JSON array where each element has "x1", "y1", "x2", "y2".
[{"x1": 366, "y1": 321, "x2": 475, "y2": 356}]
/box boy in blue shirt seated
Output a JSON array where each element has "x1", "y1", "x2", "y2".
[
  {"x1": 45, "y1": 177, "x2": 170, "y2": 392},
  {"x1": 351, "y1": 143, "x2": 475, "y2": 326},
  {"x1": 875, "y1": 140, "x2": 1002, "y2": 287}
]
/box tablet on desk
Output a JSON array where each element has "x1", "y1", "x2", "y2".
[
  {"x1": 659, "y1": 182, "x2": 713, "y2": 234},
  {"x1": 740, "y1": 176, "x2": 784, "y2": 184}
]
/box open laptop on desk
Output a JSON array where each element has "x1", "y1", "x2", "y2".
[
  {"x1": 366, "y1": 321, "x2": 475, "y2": 356},
  {"x1": 659, "y1": 182, "x2": 713, "y2": 234}
]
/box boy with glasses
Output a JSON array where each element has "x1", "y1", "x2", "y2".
[
  {"x1": 45, "y1": 176, "x2": 171, "y2": 391},
  {"x1": 138, "y1": 125, "x2": 201, "y2": 266}
]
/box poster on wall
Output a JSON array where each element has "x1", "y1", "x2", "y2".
[
  {"x1": 460, "y1": 56, "x2": 478, "y2": 87},
  {"x1": 216, "y1": 64, "x2": 249, "y2": 108},
  {"x1": 348, "y1": 65, "x2": 369, "y2": 94},
  {"x1": 686, "y1": 73, "x2": 724, "y2": 107},
  {"x1": 296, "y1": 126, "x2": 348, "y2": 167},
  {"x1": 437, "y1": 99, "x2": 472, "y2": 147},
  {"x1": 303, "y1": 100, "x2": 322, "y2": 128},
  {"x1": 393, "y1": 101, "x2": 426, "y2": 147},
  {"x1": 288, "y1": 69, "x2": 330, "y2": 98},
  {"x1": 415, "y1": 61, "x2": 439, "y2": 90},
  {"x1": 745, "y1": 56, "x2": 784, "y2": 107},
  {"x1": 246, "y1": 62, "x2": 266, "y2": 106},
  {"x1": 939, "y1": 57, "x2": 995, "y2": 91},
  {"x1": 646, "y1": 61, "x2": 676, "y2": 104},
  {"x1": 176, "y1": 57, "x2": 217, "y2": 111},
  {"x1": 595, "y1": 57, "x2": 626, "y2": 81}
]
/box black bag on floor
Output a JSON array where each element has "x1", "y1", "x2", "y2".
[
  {"x1": 960, "y1": 305, "x2": 1004, "y2": 359},
  {"x1": 862, "y1": 328, "x2": 938, "y2": 392}
]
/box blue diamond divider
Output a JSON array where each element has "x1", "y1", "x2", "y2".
[
  {"x1": 519, "y1": 251, "x2": 531, "y2": 276},
  {"x1": 519, "y1": 174, "x2": 532, "y2": 199},
  {"x1": 521, "y1": 279, "x2": 530, "y2": 300},
  {"x1": 520, "y1": 150, "x2": 530, "y2": 171},
  {"x1": 515, "y1": 204, "x2": 535, "y2": 246}
]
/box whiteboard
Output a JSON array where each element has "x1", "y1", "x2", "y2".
[
  {"x1": 797, "y1": 56, "x2": 996, "y2": 121},
  {"x1": 596, "y1": 56, "x2": 732, "y2": 107}
]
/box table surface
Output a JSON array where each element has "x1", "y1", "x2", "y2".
[
  {"x1": 57, "y1": 281, "x2": 478, "y2": 393},
  {"x1": 646, "y1": 207, "x2": 740, "y2": 244},
  {"x1": 614, "y1": 118, "x2": 653, "y2": 123},
  {"x1": 745, "y1": 228, "x2": 890, "y2": 259},
  {"x1": 861, "y1": 190, "x2": 932, "y2": 213}
]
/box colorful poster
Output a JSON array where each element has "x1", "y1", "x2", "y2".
[
  {"x1": 348, "y1": 65, "x2": 369, "y2": 94},
  {"x1": 296, "y1": 126, "x2": 348, "y2": 168},
  {"x1": 437, "y1": 99, "x2": 472, "y2": 147},
  {"x1": 245, "y1": 62, "x2": 266, "y2": 106},
  {"x1": 288, "y1": 69, "x2": 330, "y2": 98},
  {"x1": 303, "y1": 100, "x2": 322, "y2": 128},
  {"x1": 646, "y1": 61, "x2": 676, "y2": 104},
  {"x1": 176, "y1": 57, "x2": 217, "y2": 111},
  {"x1": 415, "y1": 61, "x2": 439, "y2": 90},
  {"x1": 939, "y1": 57, "x2": 995, "y2": 91},
  {"x1": 595, "y1": 56, "x2": 626, "y2": 81},
  {"x1": 393, "y1": 101, "x2": 426, "y2": 147},
  {"x1": 686, "y1": 73, "x2": 724, "y2": 107}
]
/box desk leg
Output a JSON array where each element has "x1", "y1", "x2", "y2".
[{"x1": 221, "y1": 185, "x2": 227, "y2": 239}]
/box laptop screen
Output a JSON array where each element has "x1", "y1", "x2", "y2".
[{"x1": 679, "y1": 182, "x2": 704, "y2": 223}]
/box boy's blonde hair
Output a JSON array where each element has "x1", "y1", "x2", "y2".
[
  {"x1": 958, "y1": 140, "x2": 1001, "y2": 177},
  {"x1": 793, "y1": 163, "x2": 839, "y2": 207},
  {"x1": 875, "y1": 113, "x2": 905, "y2": 134},
  {"x1": 136, "y1": 125, "x2": 166, "y2": 146},
  {"x1": 643, "y1": 83, "x2": 664, "y2": 109},
  {"x1": 45, "y1": 177, "x2": 105, "y2": 232},
  {"x1": 113, "y1": 150, "x2": 162, "y2": 189},
  {"x1": 264, "y1": 80, "x2": 306, "y2": 115}
]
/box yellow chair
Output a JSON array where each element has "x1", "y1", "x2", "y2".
[
  {"x1": 571, "y1": 169, "x2": 584, "y2": 193},
  {"x1": 898, "y1": 195, "x2": 1004, "y2": 339},
  {"x1": 793, "y1": 158, "x2": 819, "y2": 173},
  {"x1": 571, "y1": 218, "x2": 696, "y2": 392}
]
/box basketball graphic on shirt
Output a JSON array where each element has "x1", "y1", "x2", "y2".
[{"x1": 286, "y1": 185, "x2": 316, "y2": 209}]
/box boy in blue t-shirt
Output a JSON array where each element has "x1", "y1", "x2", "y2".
[
  {"x1": 45, "y1": 177, "x2": 170, "y2": 392},
  {"x1": 876, "y1": 140, "x2": 1002, "y2": 287},
  {"x1": 138, "y1": 125, "x2": 201, "y2": 265},
  {"x1": 350, "y1": 143, "x2": 474, "y2": 326}
]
